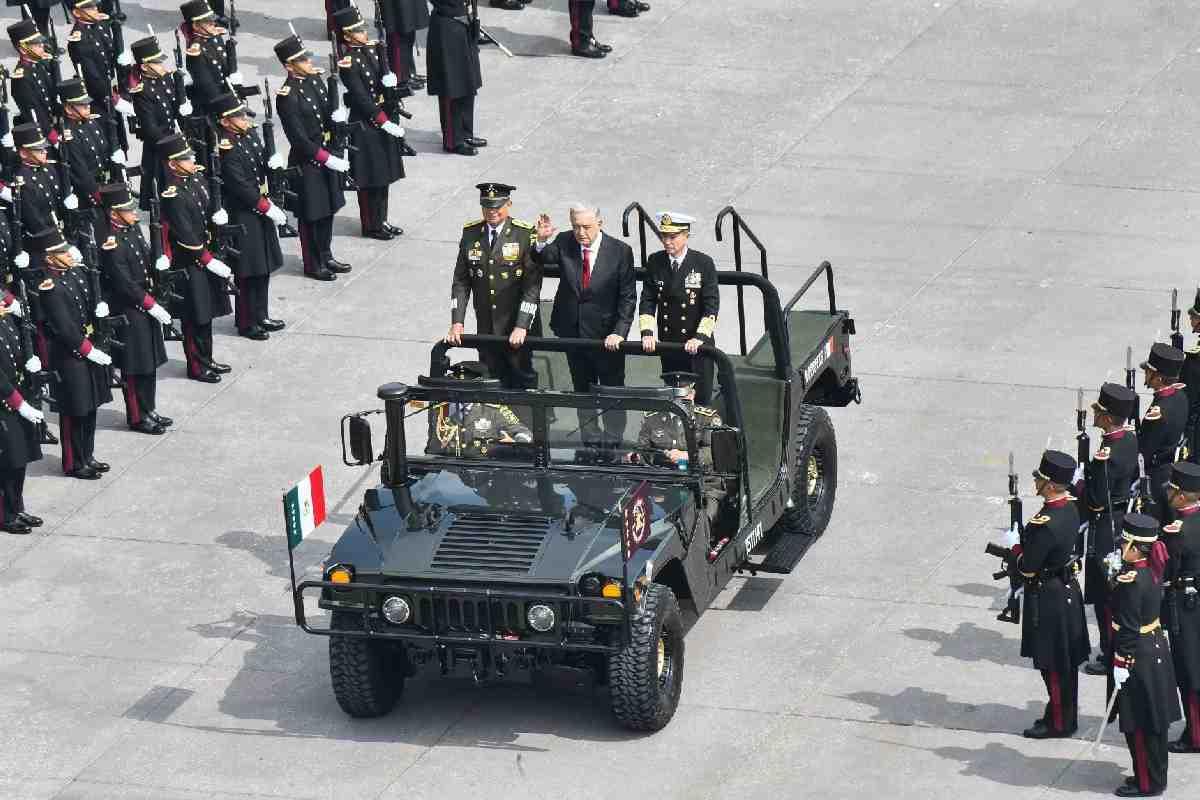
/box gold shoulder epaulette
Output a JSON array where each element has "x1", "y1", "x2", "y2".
[
  {"x1": 1164, "y1": 520, "x2": 1183, "y2": 534},
  {"x1": 67, "y1": 30, "x2": 82, "y2": 43},
  {"x1": 129, "y1": 81, "x2": 143, "y2": 94},
  {"x1": 338, "y1": 56, "x2": 353, "y2": 68},
  {"x1": 694, "y1": 405, "x2": 717, "y2": 417},
  {"x1": 218, "y1": 138, "x2": 233, "y2": 150},
  {"x1": 101, "y1": 236, "x2": 117, "y2": 251},
  {"x1": 11, "y1": 176, "x2": 24, "y2": 187},
  {"x1": 463, "y1": 218, "x2": 482, "y2": 228},
  {"x1": 38, "y1": 278, "x2": 54, "y2": 291},
  {"x1": 61, "y1": 130, "x2": 73, "y2": 142},
  {"x1": 1095, "y1": 446, "x2": 1111, "y2": 461},
  {"x1": 11, "y1": 67, "x2": 24, "y2": 79},
  {"x1": 1145, "y1": 405, "x2": 1163, "y2": 421},
  {"x1": 276, "y1": 85, "x2": 291, "y2": 96},
  {"x1": 1117, "y1": 571, "x2": 1137, "y2": 583},
  {"x1": 510, "y1": 217, "x2": 533, "y2": 230},
  {"x1": 1029, "y1": 514, "x2": 1051, "y2": 525},
  {"x1": 185, "y1": 43, "x2": 201, "y2": 56},
  {"x1": 161, "y1": 186, "x2": 178, "y2": 198}
]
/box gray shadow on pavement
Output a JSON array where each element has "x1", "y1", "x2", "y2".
[
  {"x1": 903, "y1": 622, "x2": 1027, "y2": 667},
  {"x1": 928, "y1": 742, "x2": 1125, "y2": 793},
  {"x1": 478, "y1": 27, "x2": 570, "y2": 57},
  {"x1": 953, "y1": 582, "x2": 1007, "y2": 599},
  {"x1": 840, "y1": 686, "x2": 1103, "y2": 735},
  {"x1": 721, "y1": 576, "x2": 784, "y2": 611}
]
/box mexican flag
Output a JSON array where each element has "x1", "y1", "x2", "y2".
[{"x1": 284, "y1": 466, "x2": 326, "y2": 550}]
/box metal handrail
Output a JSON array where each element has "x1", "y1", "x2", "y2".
[
  {"x1": 621, "y1": 201, "x2": 660, "y2": 269},
  {"x1": 715, "y1": 206, "x2": 769, "y2": 356}
]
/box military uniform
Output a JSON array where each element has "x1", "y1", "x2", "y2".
[
  {"x1": 1016, "y1": 451, "x2": 1090, "y2": 738},
  {"x1": 10, "y1": 124, "x2": 69, "y2": 246},
  {"x1": 332, "y1": 7, "x2": 406, "y2": 239},
  {"x1": 274, "y1": 35, "x2": 348, "y2": 281},
  {"x1": 1182, "y1": 290, "x2": 1200, "y2": 465},
  {"x1": 636, "y1": 403, "x2": 722, "y2": 467},
  {"x1": 1139, "y1": 343, "x2": 1189, "y2": 522},
  {"x1": 181, "y1": 2, "x2": 234, "y2": 112},
  {"x1": 129, "y1": 36, "x2": 184, "y2": 211},
  {"x1": 59, "y1": 79, "x2": 120, "y2": 246},
  {"x1": 67, "y1": 8, "x2": 118, "y2": 109},
  {"x1": 0, "y1": 311, "x2": 44, "y2": 533},
  {"x1": 96, "y1": 183, "x2": 170, "y2": 433},
  {"x1": 638, "y1": 214, "x2": 720, "y2": 405},
  {"x1": 7, "y1": 19, "x2": 57, "y2": 141},
  {"x1": 35, "y1": 228, "x2": 113, "y2": 477},
  {"x1": 379, "y1": 0, "x2": 429, "y2": 85},
  {"x1": 427, "y1": 401, "x2": 532, "y2": 457},
  {"x1": 426, "y1": 0, "x2": 483, "y2": 155},
  {"x1": 450, "y1": 201, "x2": 542, "y2": 389},
  {"x1": 1162, "y1": 463, "x2": 1200, "y2": 753},
  {"x1": 1112, "y1": 514, "x2": 1182, "y2": 796},
  {"x1": 211, "y1": 94, "x2": 284, "y2": 338}
]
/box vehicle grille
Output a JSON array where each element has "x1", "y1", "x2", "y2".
[
  {"x1": 415, "y1": 597, "x2": 528, "y2": 634},
  {"x1": 430, "y1": 511, "x2": 553, "y2": 575}
]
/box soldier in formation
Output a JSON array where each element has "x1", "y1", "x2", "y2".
[
  {"x1": 1139, "y1": 343, "x2": 1189, "y2": 522},
  {"x1": 427, "y1": 0, "x2": 485, "y2": 156},
  {"x1": 1164, "y1": 462, "x2": 1200, "y2": 755}
]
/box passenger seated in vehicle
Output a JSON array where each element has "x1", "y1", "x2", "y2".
[
  {"x1": 426, "y1": 362, "x2": 533, "y2": 457},
  {"x1": 628, "y1": 372, "x2": 723, "y2": 467}
]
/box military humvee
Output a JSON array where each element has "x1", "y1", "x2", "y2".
[{"x1": 289, "y1": 209, "x2": 860, "y2": 731}]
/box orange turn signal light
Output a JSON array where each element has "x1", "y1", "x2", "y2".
[
  {"x1": 601, "y1": 582, "x2": 621, "y2": 599},
  {"x1": 329, "y1": 567, "x2": 353, "y2": 585}
]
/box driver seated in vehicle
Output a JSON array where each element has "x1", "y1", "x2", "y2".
[
  {"x1": 426, "y1": 361, "x2": 533, "y2": 457},
  {"x1": 628, "y1": 372, "x2": 722, "y2": 467}
]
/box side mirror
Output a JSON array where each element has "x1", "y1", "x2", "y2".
[
  {"x1": 710, "y1": 428, "x2": 740, "y2": 474},
  {"x1": 343, "y1": 414, "x2": 374, "y2": 466}
]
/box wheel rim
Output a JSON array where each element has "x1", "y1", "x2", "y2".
[
  {"x1": 657, "y1": 632, "x2": 676, "y2": 689},
  {"x1": 806, "y1": 446, "x2": 827, "y2": 511}
]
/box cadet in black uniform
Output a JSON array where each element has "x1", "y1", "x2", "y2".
[
  {"x1": 57, "y1": 78, "x2": 121, "y2": 246},
  {"x1": 1110, "y1": 514, "x2": 1181, "y2": 797},
  {"x1": 568, "y1": 1, "x2": 606, "y2": 58},
  {"x1": 380, "y1": 0, "x2": 429, "y2": 89},
  {"x1": 7, "y1": 19, "x2": 58, "y2": 143},
  {"x1": 11, "y1": 123, "x2": 78, "y2": 245},
  {"x1": 638, "y1": 212, "x2": 720, "y2": 405},
  {"x1": 158, "y1": 133, "x2": 231, "y2": 383},
  {"x1": 1015, "y1": 450, "x2": 1090, "y2": 739},
  {"x1": 209, "y1": 93, "x2": 285, "y2": 340},
  {"x1": 96, "y1": 183, "x2": 172, "y2": 434},
  {"x1": 1139, "y1": 342, "x2": 1189, "y2": 523},
  {"x1": 33, "y1": 226, "x2": 113, "y2": 479},
  {"x1": 1182, "y1": 289, "x2": 1200, "y2": 464},
  {"x1": 331, "y1": 6, "x2": 406, "y2": 240},
  {"x1": 0, "y1": 305, "x2": 45, "y2": 534},
  {"x1": 180, "y1": 1, "x2": 242, "y2": 112},
  {"x1": 426, "y1": 0, "x2": 485, "y2": 156},
  {"x1": 273, "y1": 34, "x2": 350, "y2": 282},
  {"x1": 66, "y1": 0, "x2": 132, "y2": 119},
  {"x1": 1163, "y1": 462, "x2": 1200, "y2": 754},
  {"x1": 129, "y1": 34, "x2": 187, "y2": 212},
  {"x1": 1083, "y1": 382, "x2": 1141, "y2": 676},
  {"x1": 447, "y1": 182, "x2": 542, "y2": 389}
]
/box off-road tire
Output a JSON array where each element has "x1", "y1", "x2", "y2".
[
  {"x1": 329, "y1": 611, "x2": 404, "y2": 718},
  {"x1": 776, "y1": 404, "x2": 837, "y2": 538},
  {"x1": 608, "y1": 583, "x2": 684, "y2": 731}
]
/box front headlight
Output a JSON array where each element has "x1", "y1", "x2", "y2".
[
  {"x1": 526, "y1": 603, "x2": 556, "y2": 632},
  {"x1": 381, "y1": 595, "x2": 412, "y2": 624}
]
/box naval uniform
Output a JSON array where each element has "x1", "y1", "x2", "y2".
[
  {"x1": 0, "y1": 312, "x2": 43, "y2": 524},
  {"x1": 450, "y1": 218, "x2": 542, "y2": 389},
  {"x1": 426, "y1": 0, "x2": 482, "y2": 152},
  {"x1": 275, "y1": 75, "x2": 346, "y2": 277},
  {"x1": 336, "y1": 44, "x2": 405, "y2": 237},
  {"x1": 1113, "y1": 561, "x2": 1182, "y2": 794},
  {"x1": 1016, "y1": 494, "x2": 1091, "y2": 735},
  {"x1": 1139, "y1": 384, "x2": 1189, "y2": 522},
  {"x1": 638, "y1": 248, "x2": 719, "y2": 405},
  {"x1": 99, "y1": 221, "x2": 167, "y2": 427},
  {"x1": 130, "y1": 70, "x2": 182, "y2": 211},
  {"x1": 1084, "y1": 426, "x2": 1138, "y2": 663},
  {"x1": 1163, "y1": 506, "x2": 1200, "y2": 751},
  {"x1": 216, "y1": 129, "x2": 283, "y2": 333},
  {"x1": 40, "y1": 265, "x2": 113, "y2": 472}
]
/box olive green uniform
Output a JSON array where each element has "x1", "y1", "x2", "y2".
[{"x1": 427, "y1": 401, "x2": 532, "y2": 457}]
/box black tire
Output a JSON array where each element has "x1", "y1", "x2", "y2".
[
  {"x1": 608, "y1": 583, "x2": 684, "y2": 731},
  {"x1": 776, "y1": 404, "x2": 837, "y2": 538},
  {"x1": 328, "y1": 611, "x2": 404, "y2": 718}
]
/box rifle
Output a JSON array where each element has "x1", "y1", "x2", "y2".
[
  {"x1": 1171, "y1": 288, "x2": 1184, "y2": 351},
  {"x1": 1075, "y1": 387, "x2": 1091, "y2": 559},
  {"x1": 145, "y1": 176, "x2": 183, "y2": 340},
  {"x1": 79, "y1": 221, "x2": 126, "y2": 390},
  {"x1": 46, "y1": 16, "x2": 63, "y2": 95},
  {"x1": 9, "y1": 183, "x2": 58, "y2": 442},
  {"x1": 260, "y1": 79, "x2": 297, "y2": 239},
  {"x1": 55, "y1": 119, "x2": 83, "y2": 244},
  {"x1": 0, "y1": 66, "x2": 12, "y2": 179},
  {"x1": 220, "y1": 1, "x2": 260, "y2": 106},
  {"x1": 1126, "y1": 345, "x2": 1141, "y2": 434},
  {"x1": 373, "y1": 0, "x2": 413, "y2": 111},
  {"x1": 203, "y1": 121, "x2": 241, "y2": 295},
  {"x1": 984, "y1": 452, "x2": 1023, "y2": 624},
  {"x1": 326, "y1": 39, "x2": 359, "y2": 190}
]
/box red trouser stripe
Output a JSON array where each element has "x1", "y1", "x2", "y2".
[
  {"x1": 1191, "y1": 692, "x2": 1200, "y2": 748},
  {"x1": 298, "y1": 222, "x2": 314, "y2": 273},
  {"x1": 440, "y1": 97, "x2": 453, "y2": 149},
  {"x1": 1135, "y1": 730, "x2": 1150, "y2": 792},
  {"x1": 358, "y1": 190, "x2": 370, "y2": 233},
  {"x1": 570, "y1": 3, "x2": 580, "y2": 49},
  {"x1": 160, "y1": 222, "x2": 172, "y2": 260},
  {"x1": 235, "y1": 277, "x2": 248, "y2": 330},
  {"x1": 61, "y1": 415, "x2": 73, "y2": 473},
  {"x1": 387, "y1": 32, "x2": 407, "y2": 81},
  {"x1": 1048, "y1": 671, "x2": 1063, "y2": 732},
  {"x1": 124, "y1": 376, "x2": 140, "y2": 424}
]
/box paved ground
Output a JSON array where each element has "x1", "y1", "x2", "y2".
[{"x1": 3, "y1": 0, "x2": 1200, "y2": 797}]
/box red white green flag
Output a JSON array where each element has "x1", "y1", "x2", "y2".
[{"x1": 284, "y1": 466, "x2": 326, "y2": 550}]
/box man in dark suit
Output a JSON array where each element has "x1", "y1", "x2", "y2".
[{"x1": 535, "y1": 204, "x2": 636, "y2": 446}]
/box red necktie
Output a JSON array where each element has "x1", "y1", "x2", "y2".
[{"x1": 581, "y1": 246, "x2": 591, "y2": 290}]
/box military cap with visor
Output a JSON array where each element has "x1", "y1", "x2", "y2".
[
  {"x1": 157, "y1": 133, "x2": 194, "y2": 162},
  {"x1": 1140, "y1": 342, "x2": 1185, "y2": 378},
  {"x1": 57, "y1": 78, "x2": 91, "y2": 107},
  {"x1": 274, "y1": 35, "x2": 310, "y2": 65},
  {"x1": 1122, "y1": 512, "x2": 1161, "y2": 544},
  {"x1": 1168, "y1": 461, "x2": 1200, "y2": 494},
  {"x1": 209, "y1": 92, "x2": 246, "y2": 119},
  {"x1": 1033, "y1": 449, "x2": 1076, "y2": 486},
  {"x1": 12, "y1": 123, "x2": 49, "y2": 151},
  {"x1": 27, "y1": 227, "x2": 70, "y2": 255},
  {"x1": 332, "y1": 5, "x2": 367, "y2": 32},
  {"x1": 70, "y1": 0, "x2": 100, "y2": 9},
  {"x1": 476, "y1": 182, "x2": 515, "y2": 208},
  {"x1": 661, "y1": 371, "x2": 699, "y2": 389},
  {"x1": 180, "y1": 0, "x2": 215, "y2": 23},
  {"x1": 98, "y1": 183, "x2": 137, "y2": 210},
  {"x1": 1093, "y1": 382, "x2": 1137, "y2": 422},
  {"x1": 656, "y1": 211, "x2": 695, "y2": 234},
  {"x1": 7, "y1": 19, "x2": 45, "y2": 49},
  {"x1": 130, "y1": 35, "x2": 168, "y2": 64},
  {"x1": 447, "y1": 361, "x2": 490, "y2": 380}
]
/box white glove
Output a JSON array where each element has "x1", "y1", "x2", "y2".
[
  {"x1": 117, "y1": 51, "x2": 133, "y2": 67},
  {"x1": 179, "y1": 101, "x2": 193, "y2": 117},
  {"x1": 110, "y1": 149, "x2": 126, "y2": 165},
  {"x1": 1113, "y1": 665, "x2": 1130, "y2": 689},
  {"x1": 264, "y1": 203, "x2": 287, "y2": 225},
  {"x1": 155, "y1": 254, "x2": 171, "y2": 272},
  {"x1": 67, "y1": 246, "x2": 82, "y2": 264},
  {"x1": 147, "y1": 303, "x2": 172, "y2": 325},
  {"x1": 24, "y1": 356, "x2": 41, "y2": 374},
  {"x1": 114, "y1": 97, "x2": 134, "y2": 116},
  {"x1": 331, "y1": 106, "x2": 349, "y2": 124},
  {"x1": 381, "y1": 121, "x2": 405, "y2": 138},
  {"x1": 16, "y1": 401, "x2": 44, "y2": 424},
  {"x1": 7, "y1": 299, "x2": 20, "y2": 318},
  {"x1": 1001, "y1": 522, "x2": 1021, "y2": 549},
  {"x1": 267, "y1": 152, "x2": 286, "y2": 170},
  {"x1": 183, "y1": 70, "x2": 193, "y2": 87},
  {"x1": 63, "y1": 193, "x2": 79, "y2": 211},
  {"x1": 14, "y1": 251, "x2": 29, "y2": 268},
  {"x1": 0, "y1": 186, "x2": 11, "y2": 203},
  {"x1": 211, "y1": 208, "x2": 229, "y2": 226},
  {"x1": 1, "y1": 131, "x2": 13, "y2": 148},
  {"x1": 94, "y1": 301, "x2": 110, "y2": 319},
  {"x1": 205, "y1": 259, "x2": 232, "y2": 280},
  {"x1": 1072, "y1": 464, "x2": 1085, "y2": 486},
  {"x1": 85, "y1": 347, "x2": 112, "y2": 366},
  {"x1": 381, "y1": 72, "x2": 398, "y2": 88},
  {"x1": 323, "y1": 154, "x2": 349, "y2": 173},
  {"x1": 228, "y1": 71, "x2": 243, "y2": 86}
]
